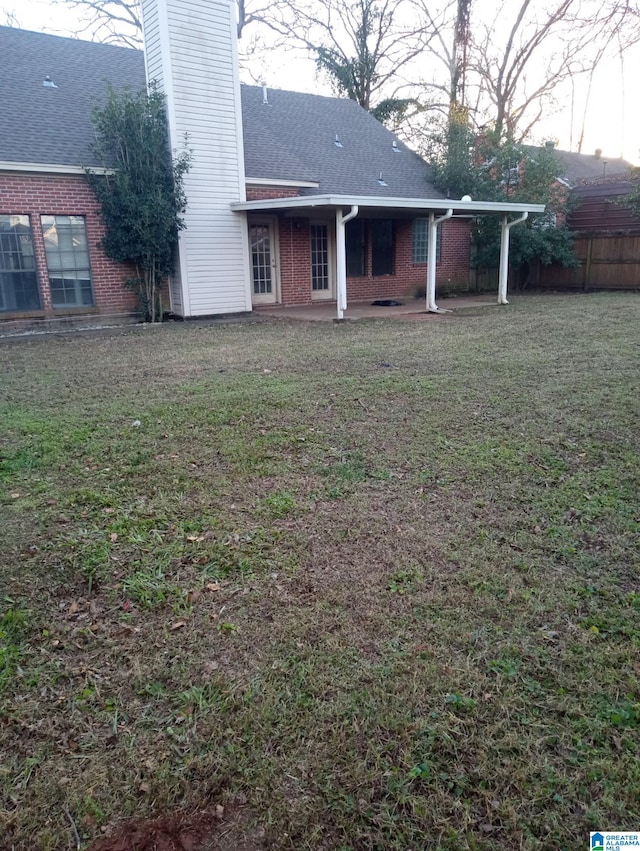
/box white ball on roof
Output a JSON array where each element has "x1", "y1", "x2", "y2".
[{"x1": 461, "y1": 194, "x2": 472, "y2": 202}]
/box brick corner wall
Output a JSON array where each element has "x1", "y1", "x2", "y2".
[{"x1": 0, "y1": 172, "x2": 138, "y2": 319}]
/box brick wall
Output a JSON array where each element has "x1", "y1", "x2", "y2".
[
  {"x1": 346, "y1": 217, "x2": 472, "y2": 301},
  {"x1": 273, "y1": 216, "x2": 311, "y2": 304},
  {"x1": 246, "y1": 185, "x2": 301, "y2": 201},
  {"x1": 0, "y1": 172, "x2": 137, "y2": 320},
  {"x1": 2, "y1": 176, "x2": 474, "y2": 321},
  {"x1": 258, "y1": 213, "x2": 471, "y2": 306}
]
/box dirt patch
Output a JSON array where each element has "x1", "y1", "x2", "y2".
[{"x1": 88, "y1": 805, "x2": 266, "y2": 851}]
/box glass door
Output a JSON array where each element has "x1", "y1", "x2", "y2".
[
  {"x1": 310, "y1": 222, "x2": 334, "y2": 300},
  {"x1": 249, "y1": 218, "x2": 279, "y2": 305}
]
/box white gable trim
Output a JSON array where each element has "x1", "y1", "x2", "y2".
[
  {"x1": 245, "y1": 177, "x2": 320, "y2": 189},
  {"x1": 0, "y1": 162, "x2": 112, "y2": 175}
]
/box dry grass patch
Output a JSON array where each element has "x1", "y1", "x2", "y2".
[{"x1": 1, "y1": 292, "x2": 639, "y2": 850}]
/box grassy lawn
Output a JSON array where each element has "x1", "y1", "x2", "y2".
[{"x1": 1, "y1": 292, "x2": 639, "y2": 850}]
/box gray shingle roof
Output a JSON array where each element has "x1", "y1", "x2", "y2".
[
  {"x1": 241, "y1": 85, "x2": 443, "y2": 198},
  {"x1": 0, "y1": 26, "x2": 145, "y2": 167},
  {"x1": 554, "y1": 148, "x2": 633, "y2": 185},
  {"x1": 0, "y1": 26, "x2": 442, "y2": 198},
  {"x1": 525, "y1": 144, "x2": 633, "y2": 186}
]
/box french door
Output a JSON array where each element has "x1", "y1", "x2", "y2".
[
  {"x1": 249, "y1": 217, "x2": 279, "y2": 305},
  {"x1": 310, "y1": 221, "x2": 334, "y2": 300}
]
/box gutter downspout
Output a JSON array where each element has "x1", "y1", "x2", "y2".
[
  {"x1": 427, "y1": 209, "x2": 453, "y2": 313},
  {"x1": 336, "y1": 205, "x2": 359, "y2": 320},
  {"x1": 498, "y1": 212, "x2": 528, "y2": 304}
]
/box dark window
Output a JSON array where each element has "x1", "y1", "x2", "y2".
[
  {"x1": 412, "y1": 218, "x2": 442, "y2": 264},
  {"x1": 0, "y1": 215, "x2": 40, "y2": 312},
  {"x1": 346, "y1": 219, "x2": 365, "y2": 277},
  {"x1": 370, "y1": 219, "x2": 394, "y2": 276},
  {"x1": 41, "y1": 215, "x2": 94, "y2": 308}
]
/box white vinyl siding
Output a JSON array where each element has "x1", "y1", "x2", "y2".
[{"x1": 141, "y1": 0, "x2": 251, "y2": 316}]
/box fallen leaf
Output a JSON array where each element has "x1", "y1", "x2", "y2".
[
  {"x1": 10, "y1": 492, "x2": 20, "y2": 499},
  {"x1": 68, "y1": 600, "x2": 79, "y2": 616},
  {"x1": 186, "y1": 535, "x2": 205, "y2": 542},
  {"x1": 206, "y1": 583, "x2": 220, "y2": 592},
  {"x1": 110, "y1": 533, "x2": 118, "y2": 543},
  {"x1": 139, "y1": 782, "x2": 151, "y2": 793},
  {"x1": 171, "y1": 620, "x2": 186, "y2": 631},
  {"x1": 215, "y1": 804, "x2": 225, "y2": 819},
  {"x1": 187, "y1": 589, "x2": 201, "y2": 604}
]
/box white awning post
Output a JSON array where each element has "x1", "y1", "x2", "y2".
[
  {"x1": 335, "y1": 205, "x2": 358, "y2": 320},
  {"x1": 426, "y1": 208, "x2": 453, "y2": 313},
  {"x1": 498, "y1": 211, "x2": 528, "y2": 304}
]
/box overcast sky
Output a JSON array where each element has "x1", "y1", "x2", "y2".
[{"x1": 4, "y1": 0, "x2": 639, "y2": 164}]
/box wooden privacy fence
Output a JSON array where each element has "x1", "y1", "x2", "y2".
[{"x1": 537, "y1": 234, "x2": 640, "y2": 290}]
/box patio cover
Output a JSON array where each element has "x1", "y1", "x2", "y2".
[{"x1": 231, "y1": 195, "x2": 546, "y2": 318}]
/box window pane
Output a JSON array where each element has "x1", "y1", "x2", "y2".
[
  {"x1": 0, "y1": 215, "x2": 41, "y2": 312},
  {"x1": 41, "y1": 215, "x2": 94, "y2": 307},
  {"x1": 49, "y1": 270, "x2": 93, "y2": 308},
  {"x1": 310, "y1": 224, "x2": 329, "y2": 290},
  {"x1": 250, "y1": 224, "x2": 272, "y2": 295},
  {"x1": 412, "y1": 218, "x2": 442, "y2": 264},
  {"x1": 346, "y1": 219, "x2": 365, "y2": 277},
  {"x1": 371, "y1": 219, "x2": 394, "y2": 276}
]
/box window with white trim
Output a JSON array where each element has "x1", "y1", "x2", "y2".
[
  {"x1": 41, "y1": 215, "x2": 94, "y2": 308},
  {"x1": 412, "y1": 218, "x2": 442, "y2": 264},
  {"x1": 0, "y1": 215, "x2": 40, "y2": 312}
]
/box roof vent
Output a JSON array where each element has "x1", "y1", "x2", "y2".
[
  {"x1": 594, "y1": 148, "x2": 602, "y2": 159},
  {"x1": 545, "y1": 140, "x2": 555, "y2": 149},
  {"x1": 377, "y1": 171, "x2": 387, "y2": 186},
  {"x1": 334, "y1": 134, "x2": 343, "y2": 148},
  {"x1": 392, "y1": 140, "x2": 400, "y2": 153},
  {"x1": 43, "y1": 75, "x2": 58, "y2": 88},
  {"x1": 262, "y1": 84, "x2": 269, "y2": 105}
]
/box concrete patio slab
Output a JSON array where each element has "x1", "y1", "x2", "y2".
[{"x1": 256, "y1": 295, "x2": 499, "y2": 321}]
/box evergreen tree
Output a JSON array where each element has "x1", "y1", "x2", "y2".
[
  {"x1": 86, "y1": 84, "x2": 191, "y2": 322},
  {"x1": 430, "y1": 126, "x2": 577, "y2": 285}
]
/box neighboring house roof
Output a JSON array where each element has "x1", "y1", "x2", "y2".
[
  {"x1": 0, "y1": 25, "x2": 443, "y2": 198},
  {"x1": 526, "y1": 143, "x2": 633, "y2": 186},
  {"x1": 553, "y1": 148, "x2": 633, "y2": 185}
]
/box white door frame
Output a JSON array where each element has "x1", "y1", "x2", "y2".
[{"x1": 248, "y1": 215, "x2": 280, "y2": 306}]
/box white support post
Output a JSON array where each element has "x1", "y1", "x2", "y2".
[
  {"x1": 335, "y1": 205, "x2": 358, "y2": 320},
  {"x1": 498, "y1": 212, "x2": 528, "y2": 304},
  {"x1": 426, "y1": 209, "x2": 453, "y2": 313}
]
